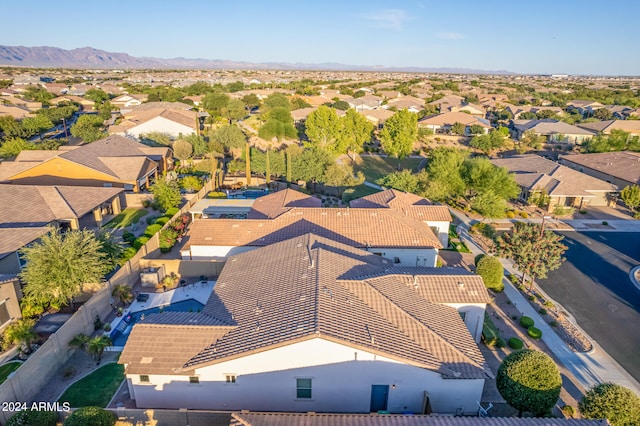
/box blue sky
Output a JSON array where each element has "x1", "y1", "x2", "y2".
[{"x1": 2, "y1": 0, "x2": 638, "y2": 75}]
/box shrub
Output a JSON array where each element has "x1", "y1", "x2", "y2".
[
  {"x1": 496, "y1": 337, "x2": 507, "y2": 348},
  {"x1": 7, "y1": 409, "x2": 58, "y2": 426},
  {"x1": 579, "y1": 209, "x2": 587, "y2": 215},
  {"x1": 520, "y1": 211, "x2": 528, "y2": 218},
  {"x1": 482, "y1": 313, "x2": 501, "y2": 347},
  {"x1": 154, "y1": 217, "x2": 169, "y2": 226},
  {"x1": 121, "y1": 231, "x2": 135, "y2": 245},
  {"x1": 476, "y1": 256, "x2": 504, "y2": 292},
  {"x1": 579, "y1": 382, "x2": 640, "y2": 426},
  {"x1": 543, "y1": 300, "x2": 554, "y2": 308},
  {"x1": 602, "y1": 221, "x2": 609, "y2": 226},
  {"x1": 539, "y1": 308, "x2": 547, "y2": 315},
  {"x1": 164, "y1": 207, "x2": 179, "y2": 217},
  {"x1": 508, "y1": 337, "x2": 524, "y2": 349},
  {"x1": 141, "y1": 199, "x2": 151, "y2": 208},
  {"x1": 133, "y1": 236, "x2": 150, "y2": 250},
  {"x1": 144, "y1": 224, "x2": 162, "y2": 237},
  {"x1": 528, "y1": 326, "x2": 542, "y2": 339},
  {"x1": 519, "y1": 316, "x2": 535, "y2": 328},
  {"x1": 64, "y1": 406, "x2": 116, "y2": 426},
  {"x1": 506, "y1": 211, "x2": 515, "y2": 218},
  {"x1": 550, "y1": 320, "x2": 559, "y2": 327},
  {"x1": 562, "y1": 404, "x2": 575, "y2": 418},
  {"x1": 474, "y1": 254, "x2": 485, "y2": 266},
  {"x1": 119, "y1": 247, "x2": 137, "y2": 263},
  {"x1": 207, "y1": 191, "x2": 227, "y2": 199},
  {"x1": 508, "y1": 274, "x2": 519, "y2": 284},
  {"x1": 146, "y1": 216, "x2": 160, "y2": 225},
  {"x1": 159, "y1": 228, "x2": 179, "y2": 253}
]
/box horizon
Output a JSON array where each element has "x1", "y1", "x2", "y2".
[{"x1": 0, "y1": 0, "x2": 639, "y2": 76}]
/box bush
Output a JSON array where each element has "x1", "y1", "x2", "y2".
[
  {"x1": 476, "y1": 256, "x2": 504, "y2": 292},
  {"x1": 474, "y1": 254, "x2": 485, "y2": 266},
  {"x1": 506, "y1": 210, "x2": 515, "y2": 218},
  {"x1": 543, "y1": 300, "x2": 554, "y2": 308},
  {"x1": 519, "y1": 316, "x2": 535, "y2": 328},
  {"x1": 154, "y1": 217, "x2": 169, "y2": 226},
  {"x1": 159, "y1": 228, "x2": 178, "y2": 253},
  {"x1": 164, "y1": 207, "x2": 179, "y2": 217},
  {"x1": 508, "y1": 274, "x2": 519, "y2": 284},
  {"x1": 528, "y1": 326, "x2": 542, "y2": 339},
  {"x1": 141, "y1": 199, "x2": 151, "y2": 208},
  {"x1": 602, "y1": 221, "x2": 609, "y2": 226},
  {"x1": 144, "y1": 224, "x2": 162, "y2": 237},
  {"x1": 64, "y1": 406, "x2": 116, "y2": 426},
  {"x1": 496, "y1": 337, "x2": 507, "y2": 348},
  {"x1": 119, "y1": 247, "x2": 137, "y2": 263},
  {"x1": 539, "y1": 308, "x2": 547, "y2": 315},
  {"x1": 561, "y1": 404, "x2": 575, "y2": 418},
  {"x1": 145, "y1": 216, "x2": 160, "y2": 225},
  {"x1": 482, "y1": 313, "x2": 501, "y2": 347},
  {"x1": 550, "y1": 320, "x2": 559, "y2": 327},
  {"x1": 133, "y1": 236, "x2": 150, "y2": 250},
  {"x1": 520, "y1": 211, "x2": 528, "y2": 218},
  {"x1": 7, "y1": 409, "x2": 58, "y2": 426},
  {"x1": 508, "y1": 337, "x2": 524, "y2": 349},
  {"x1": 207, "y1": 191, "x2": 227, "y2": 199},
  {"x1": 121, "y1": 231, "x2": 135, "y2": 245},
  {"x1": 579, "y1": 382, "x2": 640, "y2": 426}
]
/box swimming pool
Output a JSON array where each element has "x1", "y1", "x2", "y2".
[{"x1": 110, "y1": 299, "x2": 204, "y2": 346}]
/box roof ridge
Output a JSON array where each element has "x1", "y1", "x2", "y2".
[{"x1": 36, "y1": 186, "x2": 76, "y2": 219}]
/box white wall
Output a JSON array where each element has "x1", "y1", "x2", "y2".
[
  {"x1": 425, "y1": 220, "x2": 450, "y2": 248},
  {"x1": 366, "y1": 247, "x2": 438, "y2": 267},
  {"x1": 183, "y1": 245, "x2": 256, "y2": 260},
  {"x1": 127, "y1": 117, "x2": 195, "y2": 139},
  {"x1": 128, "y1": 338, "x2": 484, "y2": 414},
  {"x1": 443, "y1": 303, "x2": 486, "y2": 342}
]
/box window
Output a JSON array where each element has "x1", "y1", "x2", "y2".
[
  {"x1": 296, "y1": 378, "x2": 312, "y2": 399},
  {"x1": 139, "y1": 375, "x2": 150, "y2": 383},
  {"x1": 189, "y1": 376, "x2": 199, "y2": 384},
  {"x1": 225, "y1": 374, "x2": 236, "y2": 383}
]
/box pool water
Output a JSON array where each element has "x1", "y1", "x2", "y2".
[{"x1": 110, "y1": 299, "x2": 204, "y2": 346}]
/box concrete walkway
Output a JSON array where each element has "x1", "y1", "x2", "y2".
[{"x1": 452, "y1": 209, "x2": 640, "y2": 396}]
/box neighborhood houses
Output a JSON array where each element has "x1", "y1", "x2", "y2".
[{"x1": 0, "y1": 63, "x2": 638, "y2": 426}]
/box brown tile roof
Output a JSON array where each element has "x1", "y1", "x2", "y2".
[
  {"x1": 125, "y1": 101, "x2": 193, "y2": 112},
  {"x1": 0, "y1": 227, "x2": 50, "y2": 260},
  {"x1": 247, "y1": 188, "x2": 322, "y2": 219},
  {"x1": 560, "y1": 151, "x2": 640, "y2": 185},
  {"x1": 0, "y1": 185, "x2": 122, "y2": 226},
  {"x1": 350, "y1": 189, "x2": 451, "y2": 222},
  {"x1": 14, "y1": 150, "x2": 60, "y2": 162},
  {"x1": 180, "y1": 234, "x2": 489, "y2": 378},
  {"x1": 231, "y1": 412, "x2": 608, "y2": 426},
  {"x1": 117, "y1": 108, "x2": 198, "y2": 130},
  {"x1": 490, "y1": 155, "x2": 618, "y2": 196},
  {"x1": 418, "y1": 112, "x2": 491, "y2": 128}
]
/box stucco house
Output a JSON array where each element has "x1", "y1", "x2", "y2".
[
  {"x1": 576, "y1": 119, "x2": 640, "y2": 137},
  {"x1": 180, "y1": 189, "x2": 449, "y2": 267},
  {"x1": 418, "y1": 112, "x2": 491, "y2": 134},
  {"x1": 0, "y1": 135, "x2": 170, "y2": 191},
  {"x1": 120, "y1": 233, "x2": 492, "y2": 414},
  {"x1": 111, "y1": 94, "x2": 148, "y2": 109},
  {"x1": 511, "y1": 119, "x2": 594, "y2": 144},
  {"x1": 560, "y1": 151, "x2": 640, "y2": 189},
  {"x1": 490, "y1": 155, "x2": 617, "y2": 211},
  {"x1": 109, "y1": 108, "x2": 199, "y2": 139}
]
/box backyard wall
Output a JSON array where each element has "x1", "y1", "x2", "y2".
[
  {"x1": 138, "y1": 258, "x2": 224, "y2": 282},
  {"x1": 0, "y1": 180, "x2": 216, "y2": 423}
]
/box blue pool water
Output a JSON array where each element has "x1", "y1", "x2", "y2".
[{"x1": 110, "y1": 299, "x2": 204, "y2": 346}]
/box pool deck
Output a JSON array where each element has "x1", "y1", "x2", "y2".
[{"x1": 107, "y1": 280, "x2": 215, "y2": 349}]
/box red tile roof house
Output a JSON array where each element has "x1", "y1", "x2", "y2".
[
  {"x1": 120, "y1": 233, "x2": 492, "y2": 414},
  {"x1": 180, "y1": 189, "x2": 451, "y2": 267}
]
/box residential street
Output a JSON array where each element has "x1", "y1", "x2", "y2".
[{"x1": 538, "y1": 231, "x2": 640, "y2": 382}]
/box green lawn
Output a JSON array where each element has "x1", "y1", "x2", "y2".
[
  {"x1": 354, "y1": 156, "x2": 424, "y2": 183},
  {"x1": 348, "y1": 184, "x2": 381, "y2": 200},
  {"x1": 0, "y1": 361, "x2": 21, "y2": 384},
  {"x1": 59, "y1": 363, "x2": 125, "y2": 408},
  {"x1": 103, "y1": 208, "x2": 148, "y2": 229}
]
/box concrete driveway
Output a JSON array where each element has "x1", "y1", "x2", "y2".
[{"x1": 538, "y1": 231, "x2": 640, "y2": 381}]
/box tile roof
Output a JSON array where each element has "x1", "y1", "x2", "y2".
[
  {"x1": 14, "y1": 150, "x2": 60, "y2": 162},
  {"x1": 123, "y1": 234, "x2": 489, "y2": 378},
  {"x1": 349, "y1": 189, "x2": 451, "y2": 222},
  {"x1": 0, "y1": 227, "x2": 50, "y2": 260},
  {"x1": 125, "y1": 101, "x2": 193, "y2": 112},
  {"x1": 512, "y1": 119, "x2": 594, "y2": 136},
  {"x1": 0, "y1": 185, "x2": 123, "y2": 226},
  {"x1": 490, "y1": 155, "x2": 618, "y2": 196},
  {"x1": 116, "y1": 108, "x2": 198, "y2": 130},
  {"x1": 577, "y1": 119, "x2": 640, "y2": 134},
  {"x1": 231, "y1": 412, "x2": 608, "y2": 426},
  {"x1": 560, "y1": 151, "x2": 640, "y2": 185},
  {"x1": 247, "y1": 188, "x2": 322, "y2": 219},
  {"x1": 418, "y1": 112, "x2": 491, "y2": 128}
]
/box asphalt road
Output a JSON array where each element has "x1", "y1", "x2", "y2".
[{"x1": 538, "y1": 231, "x2": 640, "y2": 382}]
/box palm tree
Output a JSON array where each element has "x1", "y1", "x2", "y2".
[
  {"x1": 111, "y1": 284, "x2": 133, "y2": 306},
  {"x1": 87, "y1": 336, "x2": 112, "y2": 365},
  {"x1": 68, "y1": 333, "x2": 90, "y2": 351},
  {"x1": 4, "y1": 319, "x2": 37, "y2": 354}
]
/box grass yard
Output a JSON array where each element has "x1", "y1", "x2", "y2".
[
  {"x1": 348, "y1": 184, "x2": 381, "y2": 200},
  {"x1": 354, "y1": 156, "x2": 424, "y2": 183},
  {"x1": 58, "y1": 363, "x2": 124, "y2": 408},
  {"x1": 0, "y1": 361, "x2": 21, "y2": 385},
  {"x1": 103, "y1": 208, "x2": 148, "y2": 229}
]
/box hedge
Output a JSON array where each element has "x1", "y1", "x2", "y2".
[
  {"x1": 7, "y1": 409, "x2": 58, "y2": 426},
  {"x1": 133, "y1": 236, "x2": 150, "y2": 250},
  {"x1": 154, "y1": 217, "x2": 169, "y2": 226},
  {"x1": 482, "y1": 312, "x2": 501, "y2": 346},
  {"x1": 508, "y1": 337, "x2": 524, "y2": 349},
  {"x1": 144, "y1": 224, "x2": 162, "y2": 237},
  {"x1": 164, "y1": 207, "x2": 179, "y2": 217},
  {"x1": 474, "y1": 254, "x2": 485, "y2": 266},
  {"x1": 520, "y1": 316, "x2": 535, "y2": 328},
  {"x1": 528, "y1": 326, "x2": 542, "y2": 339},
  {"x1": 64, "y1": 406, "x2": 116, "y2": 426}
]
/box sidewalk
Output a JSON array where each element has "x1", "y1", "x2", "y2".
[{"x1": 452, "y1": 209, "x2": 640, "y2": 396}]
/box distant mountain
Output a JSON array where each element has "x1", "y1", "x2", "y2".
[{"x1": 0, "y1": 45, "x2": 513, "y2": 74}]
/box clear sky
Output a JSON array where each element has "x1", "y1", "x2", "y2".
[{"x1": 2, "y1": 0, "x2": 638, "y2": 76}]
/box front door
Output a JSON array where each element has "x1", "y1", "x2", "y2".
[{"x1": 370, "y1": 385, "x2": 389, "y2": 412}]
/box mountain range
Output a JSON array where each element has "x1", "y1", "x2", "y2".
[{"x1": 0, "y1": 45, "x2": 512, "y2": 74}]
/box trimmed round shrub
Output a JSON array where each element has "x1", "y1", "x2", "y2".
[
  {"x1": 476, "y1": 255, "x2": 504, "y2": 292},
  {"x1": 164, "y1": 207, "x2": 179, "y2": 217},
  {"x1": 520, "y1": 211, "x2": 528, "y2": 218},
  {"x1": 528, "y1": 326, "x2": 542, "y2": 339},
  {"x1": 144, "y1": 224, "x2": 162, "y2": 237},
  {"x1": 154, "y1": 217, "x2": 169, "y2": 226},
  {"x1": 145, "y1": 216, "x2": 160, "y2": 225},
  {"x1": 64, "y1": 406, "x2": 116, "y2": 426},
  {"x1": 519, "y1": 316, "x2": 535, "y2": 328},
  {"x1": 508, "y1": 337, "x2": 524, "y2": 349},
  {"x1": 496, "y1": 337, "x2": 507, "y2": 348},
  {"x1": 474, "y1": 254, "x2": 485, "y2": 266},
  {"x1": 497, "y1": 349, "x2": 562, "y2": 417},
  {"x1": 506, "y1": 211, "x2": 515, "y2": 218},
  {"x1": 579, "y1": 382, "x2": 640, "y2": 426},
  {"x1": 7, "y1": 409, "x2": 58, "y2": 426},
  {"x1": 121, "y1": 231, "x2": 135, "y2": 245},
  {"x1": 561, "y1": 404, "x2": 575, "y2": 418},
  {"x1": 133, "y1": 236, "x2": 150, "y2": 250},
  {"x1": 120, "y1": 246, "x2": 137, "y2": 263}
]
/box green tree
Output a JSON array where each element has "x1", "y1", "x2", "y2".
[
  {"x1": 451, "y1": 122, "x2": 466, "y2": 135},
  {"x1": 226, "y1": 81, "x2": 245, "y2": 92},
  {"x1": 180, "y1": 175, "x2": 203, "y2": 192},
  {"x1": 497, "y1": 349, "x2": 562, "y2": 417},
  {"x1": 528, "y1": 188, "x2": 551, "y2": 209},
  {"x1": 262, "y1": 92, "x2": 290, "y2": 112},
  {"x1": 95, "y1": 230, "x2": 123, "y2": 270},
  {"x1": 470, "y1": 131, "x2": 506, "y2": 154},
  {"x1": 424, "y1": 147, "x2": 468, "y2": 201},
  {"x1": 518, "y1": 130, "x2": 545, "y2": 153},
  {"x1": 322, "y1": 163, "x2": 365, "y2": 196},
  {"x1": 84, "y1": 88, "x2": 110, "y2": 103},
  {"x1": 87, "y1": 336, "x2": 112, "y2": 364},
  {"x1": 259, "y1": 107, "x2": 296, "y2": 141},
  {"x1": 245, "y1": 142, "x2": 252, "y2": 186},
  {"x1": 379, "y1": 109, "x2": 417, "y2": 167},
  {"x1": 150, "y1": 178, "x2": 182, "y2": 211},
  {"x1": 462, "y1": 157, "x2": 519, "y2": 201},
  {"x1": 291, "y1": 147, "x2": 332, "y2": 182},
  {"x1": 376, "y1": 169, "x2": 422, "y2": 194},
  {"x1": 241, "y1": 93, "x2": 261, "y2": 112},
  {"x1": 496, "y1": 222, "x2": 567, "y2": 288},
  {"x1": 6, "y1": 409, "x2": 57, "y2": 426},
  {"x1": 183, "y1": 134, "x2": 208, "y2": 157},
  {"x1": 0, "y1": 116, "x2": 28, "y2": 138},
  {"x1": 305, "y1": 105, "x2": 341, "y2": 152},
  {"x1": 0, "y1": 137, "x2": 36, "y2": 158},
  {"x1": 211, "y1": 124, "x2": 246, "y2": 151},
  {"x1": 340, "y1": 108, "x2": 373, "y2": 162},
  {"x1": 291, "y1": 96, "x2": 311, "y2": 109},
  {"x1": 69, "y1": 333, "x2": 90, "y2": 351},
  {"x1": 22, "y1": 85, "x2": 54, "y2": 103},
  {"x1": 172, "y1": 139, "x2": 193, "y2": 161},
  {"x1": 202, "y1": 92, "x2": 230, "y2": 117},
  {"x1": 476, "y1": 255, "x2": 504, "y2": 292},
  {"x1": 111, "y1": 284, "x2": 133, "y2": 306},
  {"x1": 620, "y1": 185, "x2": 640, "y2": 214},
  {"x1": 3, "y1": 319, "x2": 37, "y2": 353},
  {"x1": 19, "y1": 229, "x2": 110, "y2": 310},
  {"x1": 64, "y1": 406, "x2": 116, "y2": 426},
  {"x1": 140, "y1": 131, "x2": 172, "y2": 146},
  {"x1": 468, "y1": 124, "x2": 485, "y2": 135},
  {"x1": 593, "y1": 108, "x2": 613, "y2": 120},
  {"x1": 579, "y1": 382, "x2": 640, "y2": 426},
  {"x1": 70, "y1": 114, "x2": 106, "y2": 142},
  {"x1": 98, "y1": 101, "x2": 115, "y2": 120},
  {"x1": 222, "y1": 98, "x2": 246, "y2": 122},
  {"x1": 22, "y1": 114, "x2": 53, "y2": 140}
]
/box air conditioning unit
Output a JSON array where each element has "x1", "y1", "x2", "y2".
[{"x1": 140, "y1": 266, "x2": 166, "y2": 287}]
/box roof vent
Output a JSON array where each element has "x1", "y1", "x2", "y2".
[
  {"x1": 141, "y1": 357, "x2": 153, "y2": 364},
  {"x1": 457, "y1": 281, "x2": 465, "y2": 290},
  {"x1": 255, "y1": 321, "x2": 260, "y2": 331},
  {"x1": 299, "y1": 294, "x2": 306, "y2": 301},
  {"x1": 413, "y1": 275, "x2": 419, "y2": 289}
]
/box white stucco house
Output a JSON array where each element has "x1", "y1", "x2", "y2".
[
  {"x1": 109, "y1": 108, "x2": 198, "y2": 139},
  {"x1": 180, "y1": 189, "x2": 450, "y2": 267},
  {"x1": 120, "y1": 234, "x2": 492, "y2": 414}
]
